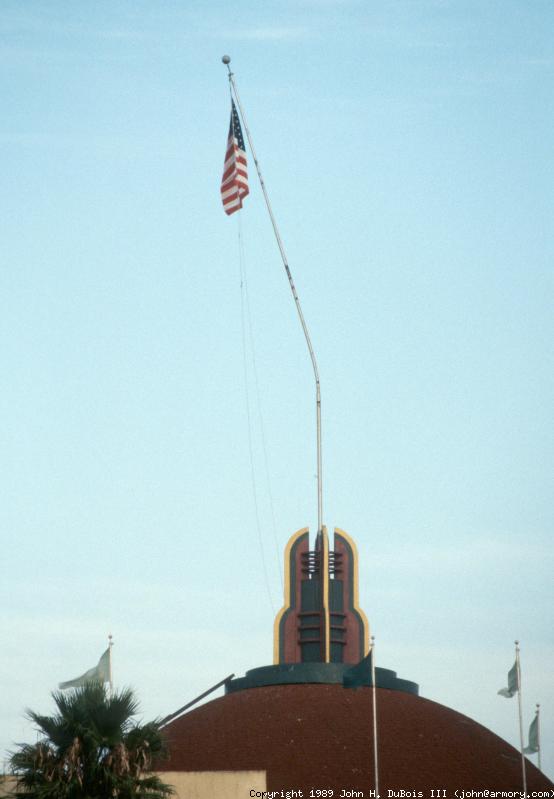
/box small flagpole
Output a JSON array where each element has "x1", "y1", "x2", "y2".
[
  {"x1": 370, "y1": 636, "x2": 380, "y2": 796},
  {"x1": 536, "y1": 704, "x2": 541, "y2": 772},
  {"x1": 221, "y1": 56, "x2": 323, "y2": 544},
  {"x1": 108, "y1": 634, "x2": 114, "y2": 697},
  {"x1": 515, "y1": 641, "x2": 527, "y2": 795}
]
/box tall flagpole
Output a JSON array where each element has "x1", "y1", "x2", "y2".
[
  {"x1": 536, "y1": 703, "x2": 542, "y2": 772},
  {"x1": 222, "y1": 56, "x2": 323, "y2": 544},
  {"x1": 370, "y1": 636, "x2": 380, "y2": 796},
  {"x1": 108, "y1": 634, "x2": 114, "y2": 697},
  {"x1": 515, "y1": 641, "x2": 527, "y2": 795}
]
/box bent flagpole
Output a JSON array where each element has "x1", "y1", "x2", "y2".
[{"x1": 221, "y1": 56, "x2": 323, "y2": 543}]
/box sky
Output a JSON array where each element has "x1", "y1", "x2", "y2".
[{"x1": 1, "y1": 0, "x2": 553, "y2": 782}]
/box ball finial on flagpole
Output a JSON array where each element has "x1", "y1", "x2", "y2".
[{"x1": 222, "y1": 55, "x2": 231, "y2": 64}]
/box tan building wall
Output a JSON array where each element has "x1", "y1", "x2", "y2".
[
  {"x1": 0, "y1": 771, "x2": 266, "y2": 798},
  {"x1": 0, "y1": 776, "x2": 15, "y2": 797},
  {"x1": 161, "y1": 770, "x2": 266, "y2": 798}
]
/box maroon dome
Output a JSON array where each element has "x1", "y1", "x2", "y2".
[{"x1": 161, "y1": 684, "x2": 552, "y2": 792}]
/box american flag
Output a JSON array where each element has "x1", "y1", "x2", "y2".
[{"x1": 221, "y1": 100, "x2": 249, "y2": 215}]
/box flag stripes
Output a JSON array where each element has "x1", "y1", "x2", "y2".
[{"x1": 221, "y1": 100, "x2": 249, "y2": 215}]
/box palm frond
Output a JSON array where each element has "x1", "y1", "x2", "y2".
[{"x1": 9, "y1": 685, "x2": 173, "y2": 798}]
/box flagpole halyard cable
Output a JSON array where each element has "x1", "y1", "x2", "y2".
[
  {"x1": 222, "y1": 56, "x2": 323, "y2": 544},
  {"x1": 239, "y1": 220, "x2": 284, "y2": 592},
  {"x1": 238, "y1": 212, "x2": 277, "y2": 614}
]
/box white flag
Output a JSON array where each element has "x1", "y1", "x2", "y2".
[
  {"x1": 498, "y1": 659, "x2": 519, "y2": 698},
  {"x1": 523, "y1": 715, "x2": 539, "y2": 754},
  {"x1": 59, "y1": 647, "x2": 110, "y2": 690}
]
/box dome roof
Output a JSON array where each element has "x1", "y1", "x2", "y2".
[{"x1": 161, "y1": 684, "x2": 552, "y2": 792}]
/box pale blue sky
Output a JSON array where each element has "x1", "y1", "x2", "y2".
[{"x1": 1, "y1": 0, "x2": 553, "y2": 780}]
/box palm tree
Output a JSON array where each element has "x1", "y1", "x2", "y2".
[{"x1": 9, "y1": 682, "x2": 173, "y2": 798}]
